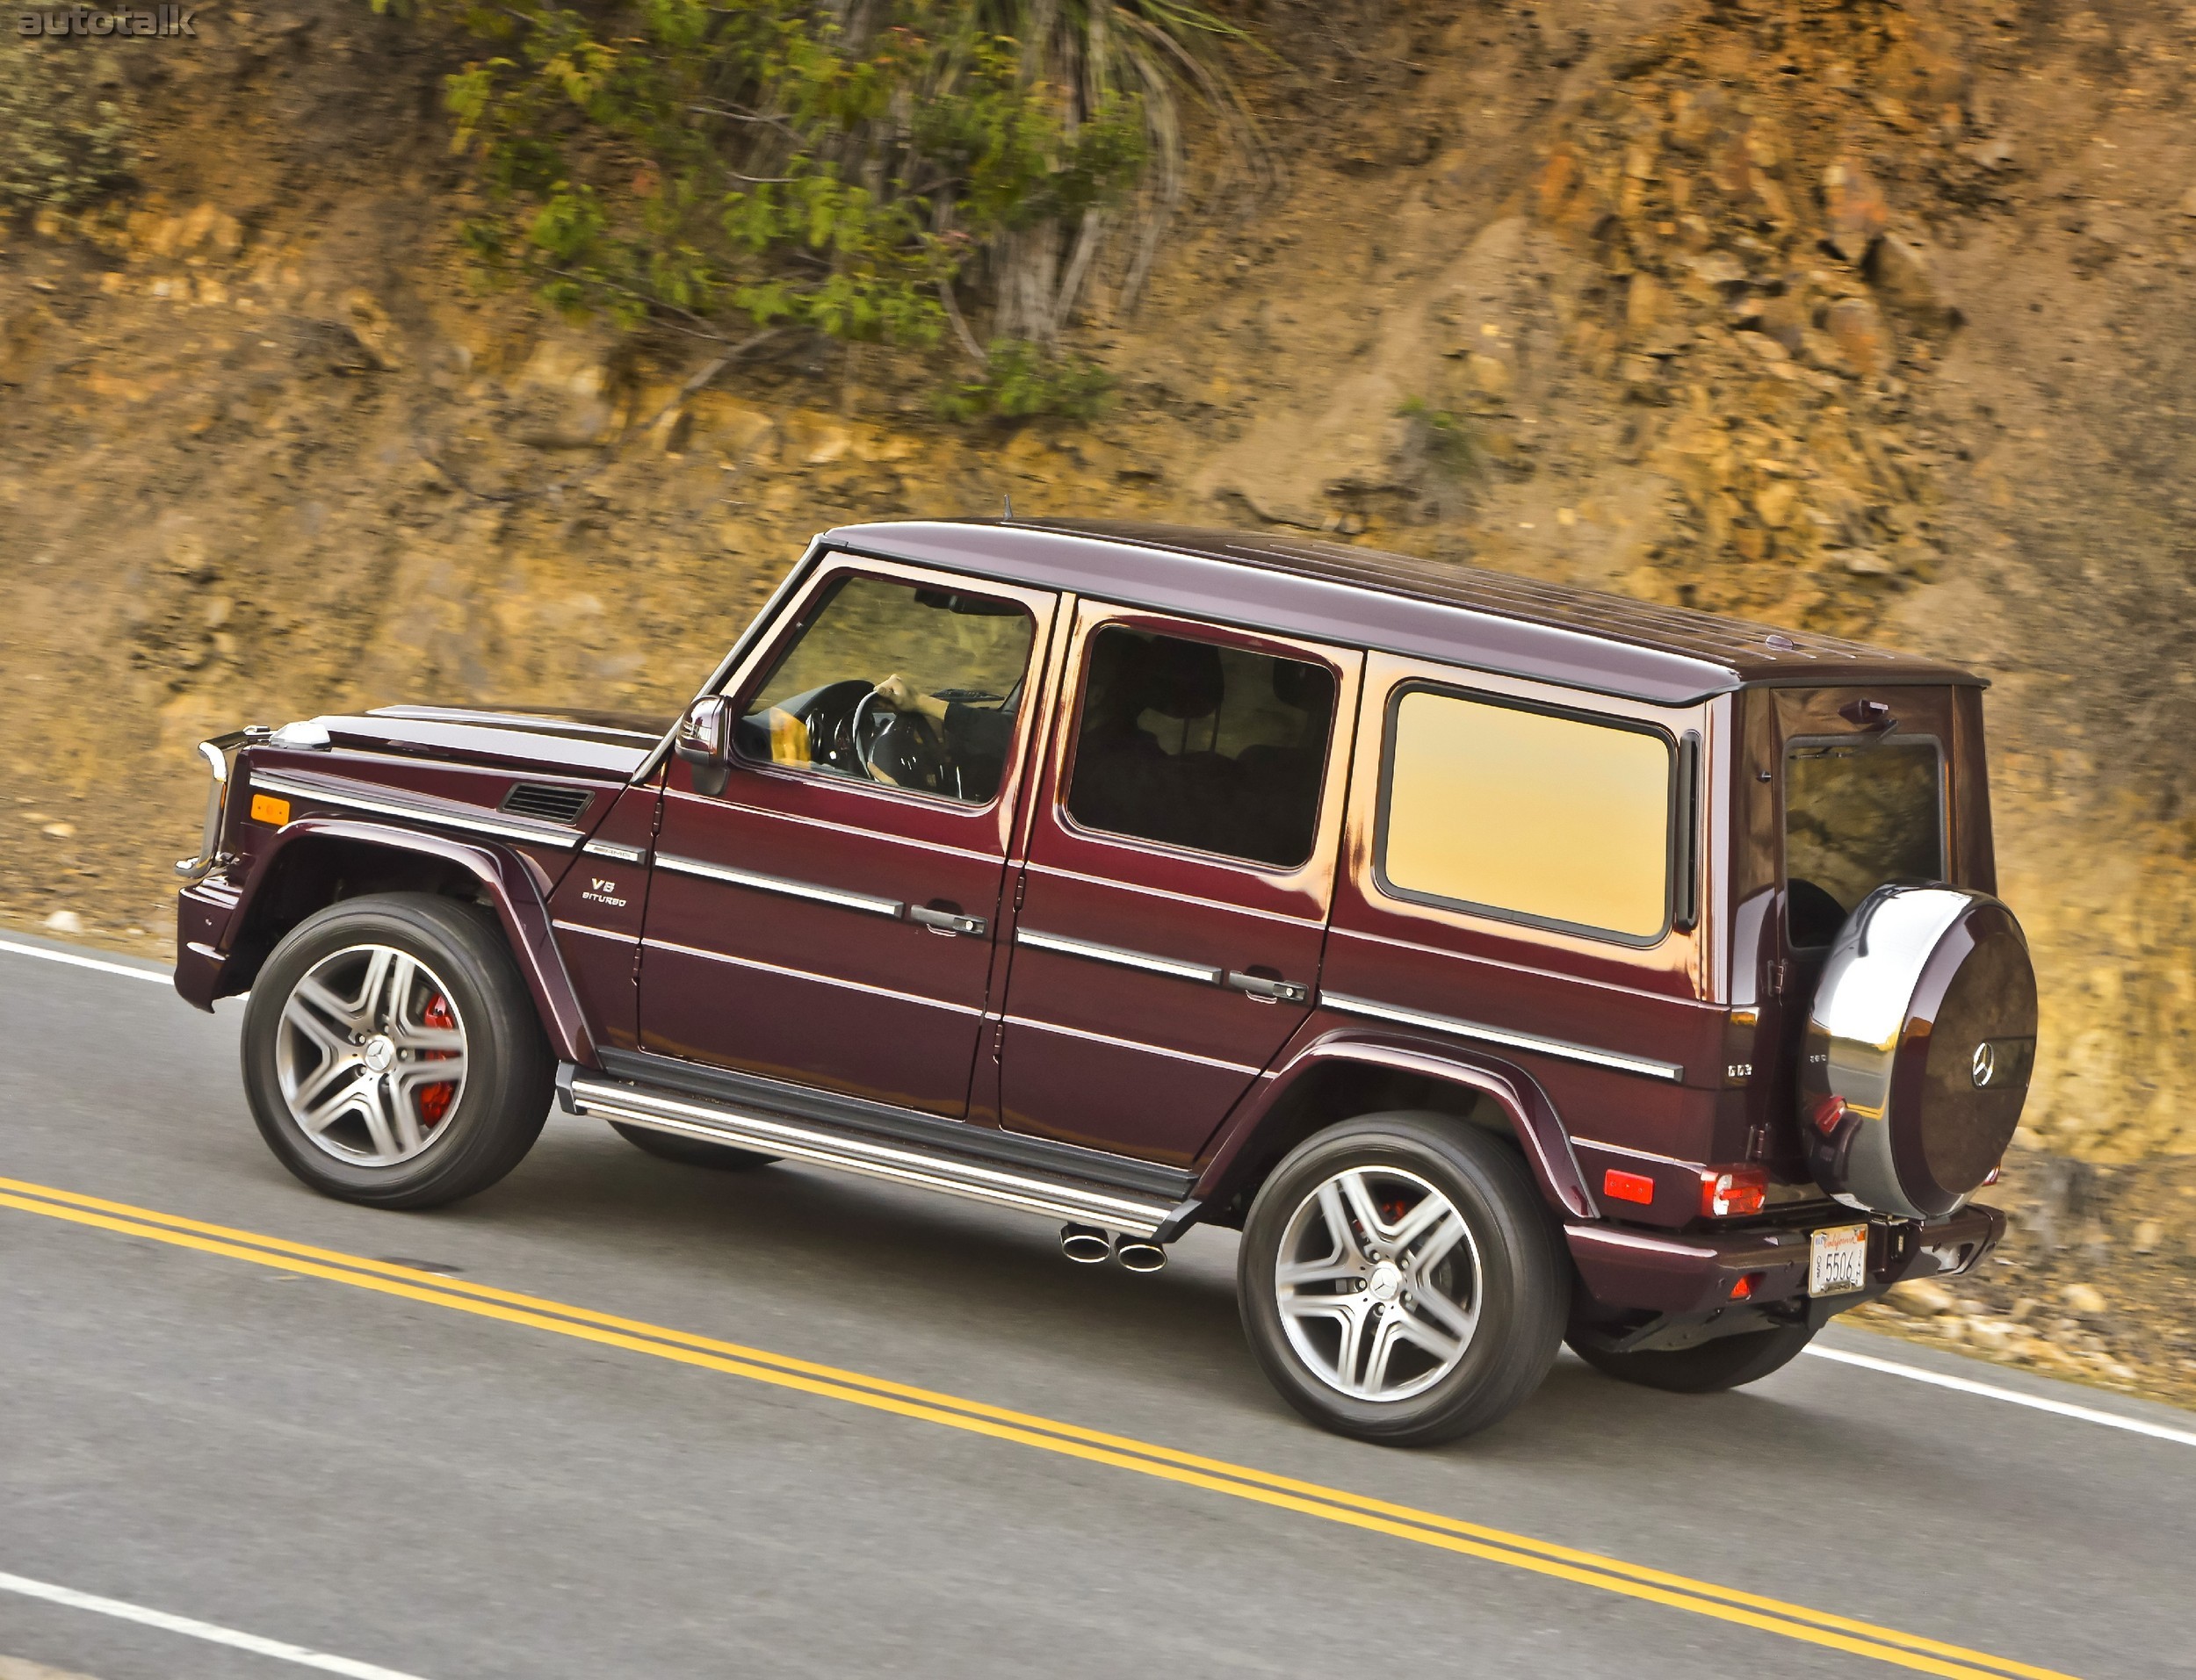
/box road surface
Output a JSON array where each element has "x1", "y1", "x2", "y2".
[{"x1": 1, "y1": 932, "x2": 2188, "y2": 1680}]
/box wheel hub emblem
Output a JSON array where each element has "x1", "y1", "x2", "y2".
[
  {"x1": 1368, "y1": 1259, "x2": 1403, "y2": 1303},
  {"x1": 1970, "y1": 1041, "x2": 1996, "y2": 1088},
  {"x1": 363, "y1": 1035, "x2": 397, "y2": 1074}
]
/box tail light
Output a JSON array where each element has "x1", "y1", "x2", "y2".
[
  {"x1": 1701, "y1": 1165, "x2": 1767, "y2": 1218},
  {"x1": 1810, "y1": 1093, "x2": 1848, "y2": 1136},
  {"x1": 1730, "y1": 1272, "x2": 1763, "y2": 1300}
]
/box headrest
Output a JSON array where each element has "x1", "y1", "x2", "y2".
[
  {"x1": 1269, "y1": 658, "x2": 1331, "y2": 713},
  {"x1": 1140, "y1": 636, "x2": 1225, "y2": 720}
]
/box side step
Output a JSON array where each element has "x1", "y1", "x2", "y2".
[{"x1": 566, "y1": 1072, "x2": 1188, "y2": 1238}]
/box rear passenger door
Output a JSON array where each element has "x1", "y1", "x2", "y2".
[{"x1": 995, "y1": 605, "x2": 1361, "y2": 1164}]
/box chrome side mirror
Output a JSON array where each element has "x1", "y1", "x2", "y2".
[{"x1": 674, "y1": 696, "x2": 734, "y2": 796}]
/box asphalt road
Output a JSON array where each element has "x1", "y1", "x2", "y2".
[{"x1": 1, "y1": 934, "x2": 2190, "y2": 1680}]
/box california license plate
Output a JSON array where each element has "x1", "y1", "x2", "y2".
[{"x1": 1809, "y1": 1223, "x2": 1869, "y2": 1297}]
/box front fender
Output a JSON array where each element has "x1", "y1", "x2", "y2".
[
  {"x1": 180, "y1": 816, "x2": 597, "y2": 1067},
  {"x1": 1196, "y1": 1027, "x2": 1598, "y2": 1219}
]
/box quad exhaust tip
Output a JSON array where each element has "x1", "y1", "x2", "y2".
[
  {"x1": 1114, "y1": 1236, "x2": 1167, "y2": 1273},
  {"x1": 1058, "y1": 1224, "x2": 1168, "y2": 1273}
]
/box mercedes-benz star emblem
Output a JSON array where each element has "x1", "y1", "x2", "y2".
[{"x1": 1970, "y1": 1041, "x2": 1997, "y2": 1088}]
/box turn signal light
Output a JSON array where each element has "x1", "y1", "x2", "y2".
[
  {"x1": 1602, "y1": 1168, "x2": 1656, "y2": 1206},
  {"x1": 1701, "y1": 1166, "x2": 1767, "y2": 1218}
]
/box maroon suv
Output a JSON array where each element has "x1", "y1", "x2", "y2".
[{"x1": 175, "y1": 521, "x2": 2033, "y2": 1444}]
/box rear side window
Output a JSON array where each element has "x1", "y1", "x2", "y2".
[
  {"x1": 1784, "y1": 738, "x2": 1943, "y2": 946},
  {"x1": 1378, "y1": 690, "x2": 1673, "y2": 941},
  {"x1": 1063, "y1": 625, "x2": 1336, "y2": 868}
]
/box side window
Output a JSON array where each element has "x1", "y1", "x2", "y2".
[
  {"x1": 736, "y1": 574, "x2": 1035, "y2": 805},
  {"x1": 1063, "y1": 624, "x2": 1336, "y2": 869},
  {"x1": 1379, "y1": 689, "x2": 1672, "y2": 941},
  {"x1": 1783, "y1": 739, "x2": 1943, "y2": 946}
]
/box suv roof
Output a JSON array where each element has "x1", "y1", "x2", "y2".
[{"x1": 823, "y1": 518, "x2": 1984, "y2": 708}]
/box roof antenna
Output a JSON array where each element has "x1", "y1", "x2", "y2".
[{"x1": 1001, "y1": 491, "x2": 1014, "y2": 522}]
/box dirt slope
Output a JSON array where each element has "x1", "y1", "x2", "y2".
[{"x1": 3, "y1": 1, "x2": 2192, "y2": 1393}]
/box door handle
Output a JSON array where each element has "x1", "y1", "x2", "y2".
[
  {"x1": 1224, "y1": 971, "x2": 1311, "y2": 1006},
  {"x1": 909, "y1": 905, "x2": 988, "y2": 938}
]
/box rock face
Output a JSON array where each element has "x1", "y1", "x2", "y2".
[{"x1": 3, "y1": 0, "x2": 2195, "y2": 1174}]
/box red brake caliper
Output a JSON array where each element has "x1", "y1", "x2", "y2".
[{"x1": 416, "y1": 993, "x2": 458, "y2": 1127}]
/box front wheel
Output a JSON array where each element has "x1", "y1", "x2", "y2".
[
  {"x1": 1238, "y1": 1113, "x2": 1569, "y2": 1446},
  {"x1": 241, "y1": 893, "x2": 553, "y2": 1209},
  {"x1": 1567, "y1": 1322, "x2": 1817, "y2": 1394}
]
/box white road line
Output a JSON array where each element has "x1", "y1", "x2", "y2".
[
  {"x1": 1804, "y1": 1345, "x2": 2196, "y2": 1448},
  {"x1": 0, "y1": 939, "x2": 171, "y2": 985},
  {"x1": 0, "y1": 1572, "x2": 433, "y2": 1680}
]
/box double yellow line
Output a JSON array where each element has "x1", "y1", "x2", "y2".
[{"x1": 0, "y1": 1174, "x2": 2075, "y2": 1680}]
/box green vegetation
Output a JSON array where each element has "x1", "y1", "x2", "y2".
[
  {"x1": 1398, "y1": 397, "x2": 1483, "y2": 478},
  {"x1": 0, "y1": 46, "x2": 133, "y2": 215},
  {"x1": 399, "y1": 0, "x2": 1251, "y2": 416}
]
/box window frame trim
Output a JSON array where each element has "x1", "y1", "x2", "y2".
[
  {"x1": 719, "y1": 560, "x2": 1044, "y2": 817},
  {"x1": 1369, "y1": 679, "x2": 1684, "y2": 949},
  {"x1": 1778, "y1": 729, "x2": 1948, "y2": 950}
]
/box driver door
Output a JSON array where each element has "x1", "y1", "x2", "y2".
[{"x1": 639, "y1": 559, "x2": 1058, "y2": 1117}]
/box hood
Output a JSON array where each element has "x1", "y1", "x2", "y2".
[{"x1": 307, "y1": 704, "x2": 675, "y2": 779}]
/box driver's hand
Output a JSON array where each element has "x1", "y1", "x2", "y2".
[{"x1": 876, "y1": 674, "x2": 948, "y2": 722}]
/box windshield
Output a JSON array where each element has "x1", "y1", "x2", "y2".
[{"x1": 1783, "y1": 737, "x2": 1944, "y2": 946}]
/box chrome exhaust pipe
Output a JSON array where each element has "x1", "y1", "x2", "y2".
[
  {"x1": 1114, "y1": 1236, "x2": 1167, "y2": 1273},
  {"x1": 1060, "y1": 1223, "x2": 1112, "y2": 1265}
]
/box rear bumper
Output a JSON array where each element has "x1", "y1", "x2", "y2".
[{"x1": 1566, "y1": 1200, "x2": 2004, "y2": 1324}]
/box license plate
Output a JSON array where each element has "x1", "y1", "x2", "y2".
[{"x1": 1810, "y1": 1224, "x2": 1869, "y2": 1297}]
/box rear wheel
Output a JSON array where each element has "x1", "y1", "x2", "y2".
[
  {"x1": 1238, "y1": 1112, "x2": 1569, "y2": 1446},
  {"x1": 610, "y1": 1121, "x2": 777, "y2": 1172},
  {"x1": 1568, "y1": 1322, "x2": 1817, "y2": 1394},
  {"x1": 241, "y1": 893, "x2": 553, "y2": 1209}
]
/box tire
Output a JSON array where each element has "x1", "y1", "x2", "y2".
[
  {"x1": 1238, "y1": 1112, "x2": 1570, "y2": 1446},
  {"x1": 610, "y1": 1121, "x2": 777, "y2": 1172},
  {"x1": 1568, "y1": 1322, "x2": 1817, "y2": 1394},
  {"x1": 241, "y1": 892, "x2": 553, "y2": 1209}
]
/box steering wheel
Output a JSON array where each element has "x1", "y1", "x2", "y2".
[{"x1": 854, "y1": 686, "x2": 953, "y2": 793}]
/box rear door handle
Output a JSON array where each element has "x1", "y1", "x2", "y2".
[
  {"x1": 909, "y1": 905, "x2": 988, "y2": 938},
  {"x1": 1224, "y1": 971, "x2": 1311, "y2": 1006}
]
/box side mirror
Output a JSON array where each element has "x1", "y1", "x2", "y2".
[{"x1": 675, "y1": 696, "x2": 734, "y2": 796}]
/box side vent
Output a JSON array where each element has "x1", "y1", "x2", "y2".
[{"x1": 501, "y1": 782, "x2": 594, "y2": 825}]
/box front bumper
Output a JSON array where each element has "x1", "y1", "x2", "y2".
[{"x1": 1565, "y1": 1200, "x2": 2004, "y2": 1349}]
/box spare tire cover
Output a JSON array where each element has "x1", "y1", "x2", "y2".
[{"x1": 1799, "y1": 884, "x2": 2037, "y2": 1220}]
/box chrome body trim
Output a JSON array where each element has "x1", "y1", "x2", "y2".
[
  {"x1": 1015, "y1": 927, "x2": 1225, "y2": 987},
  {"x1": 567, "y1": 1076, "x2": 1177, "y2": 1236},
  {"x1": 250, "y1": 773, "x2": 582, "y2": 851},
  {"x1": 1318, "y1": 992, "x2": 1686, "y2": 1082},
  {"x1": 582, "y1": 840, "x2": 647, "y2": 864},
  {"x1": 654, "y1": 853, "x2": 905, "y2": 919}
]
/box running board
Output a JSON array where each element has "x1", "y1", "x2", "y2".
[{"x1": 565, "y1": 1073, "x2": 1186, "y2": 1238}]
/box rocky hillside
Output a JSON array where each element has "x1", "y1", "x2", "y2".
[{"x1": 4, "y1": 1, "x2": 2193, "y2": 1383}]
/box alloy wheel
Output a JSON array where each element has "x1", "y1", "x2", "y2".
[
  {"x1": 1274, "y1": 1165, "x2": 1482, "y2": 1402},
  {"x1": 275, "y1": 943, "x2": 468, "y2": 1166}
]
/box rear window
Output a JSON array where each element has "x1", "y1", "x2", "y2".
[
  {"x1": 1378, "y1": 689, "x2": 1674, "y2": 941},
  {"x1": 1784, "y1": 738, "x2": 1944, "y2": 945}
]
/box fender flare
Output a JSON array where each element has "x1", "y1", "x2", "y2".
[
  {"x1": 210, "y1": 817, "x2": 597, "y2": 1067},
  {"x1": 1195, "y1": 1028, "x2": 1598, "y2": 1220}
]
